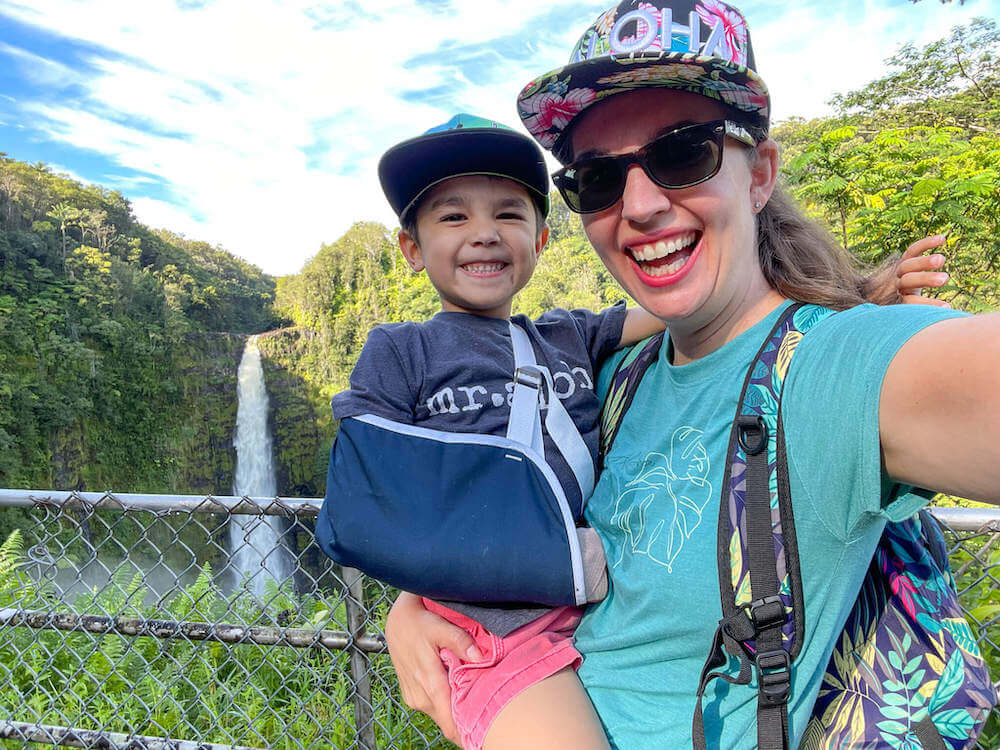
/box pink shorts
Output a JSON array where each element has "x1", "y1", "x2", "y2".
[{"x1": 423, "y1": 599, "x2": 583, "y2": 750}]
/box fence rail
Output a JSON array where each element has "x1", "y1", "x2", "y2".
[{"x1": 0, "y1": 490, "x2": 997, "y2": 749}]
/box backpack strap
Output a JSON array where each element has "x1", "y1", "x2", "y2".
[
  {"x1": 693, "y1": 303, "x2": 837, "y2": 750},
  {"x1": 597, "y1": 332, "x2": 664, "y2": 469}
]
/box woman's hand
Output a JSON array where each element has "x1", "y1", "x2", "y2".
[
  {"x1": 384, "y1": 592, "x2": 482, "y2": 745},
  {"x1": 895, "y1": 235, "x2": 951, "y2": 307}
]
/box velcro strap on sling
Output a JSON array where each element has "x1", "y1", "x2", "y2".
[
  {"x1": 693, "y1": 622, "x2": 754, "y2": 750},
  {"x1": 507, "y1": 323, "x2": 544, "y2": 452}
]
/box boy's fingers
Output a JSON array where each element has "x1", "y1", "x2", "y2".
[
  {"x1": 902, "y1": 235, "x2": 947, "y2": 259},
  {"x1": 897, "y1": 254, "x2": 945, "y2": 276},
  {"x1": 897, "y1": 271, "x2": 949, "y2": 293}
]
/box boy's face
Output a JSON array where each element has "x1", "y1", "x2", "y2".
[{"x1": 399, "y1": 175, "x2": 548, "y2": 319}]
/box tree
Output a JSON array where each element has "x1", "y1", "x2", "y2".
[
  {"x1": 831, "y1": 18, "x2": 999, "y2": 134},
  {"x1": 47, "y1": 202, "x2": 80, "y2": 271}
]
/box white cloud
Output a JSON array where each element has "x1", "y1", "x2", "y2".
[
  {"x1": 754, "y1": 0, "x2": 998, "y2": 122},
  {"x1": 3, "y1": 0, "x2": 997, "y2": 275},
  {"x1": 0, "y1": 41, "x2": 81, "y2": 87},
  {"x1": 131, "y1": 197, "x2": 213, "y2": 241},
  {"x1": 2, "y1": 0, "x2": 599, "y2": 274}
]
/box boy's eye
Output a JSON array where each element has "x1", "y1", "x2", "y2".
[
  {"x1": 497, "y1": 212, "x2": 526, "y2": 221},
  {"x1": 440, "y1": 213, "x2": 466, "y2": 222}
]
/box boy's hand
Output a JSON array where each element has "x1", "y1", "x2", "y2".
[
  {"x1": 385, "y1": 591, "x2": 482, "y2": 745},
  {"x1": 578, "y1": 527, "x2": 609, "y2": 602},
  {"x1": 895, "y1": 235, "x2": 951, "y2": 308}
]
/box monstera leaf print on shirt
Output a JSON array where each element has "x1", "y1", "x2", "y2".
[{"x1": 610, "y1": 426, "x2": 713, "y2": 572}]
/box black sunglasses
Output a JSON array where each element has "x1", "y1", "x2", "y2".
[{"x1": 552, "y1": 120, "x2": 757, "y2": 214}]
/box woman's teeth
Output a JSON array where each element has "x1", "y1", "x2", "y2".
[{"x1": 631, "y1": 232, "x2": 697, "y2": 276}]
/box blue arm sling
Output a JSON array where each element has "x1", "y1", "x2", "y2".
[{"x1": 316, "y1": 321, "x2": 595, "y2": 607}]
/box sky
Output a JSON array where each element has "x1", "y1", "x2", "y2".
[{"x1": 1, "y1": 0, "x2": 997, "y2": 276}]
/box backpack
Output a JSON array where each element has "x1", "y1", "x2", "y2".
[
  {"x1": 598, "y1": 303, "x2": 996, "y2": 750},
  {"x1": 318, "y1": 320, "x2": 594, "y2": 608}
]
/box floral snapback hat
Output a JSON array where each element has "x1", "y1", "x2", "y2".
[{"x1": 517, "y1": 0, "x2": 770, "y2": 158}]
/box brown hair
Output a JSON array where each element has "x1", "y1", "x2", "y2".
[{"x1": 754, "y1": 181, "x2": 900, "y2": 310}]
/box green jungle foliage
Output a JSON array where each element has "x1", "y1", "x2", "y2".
[
  {"x1": 0, "y1": 18, "x2": 997, "y2": 748},
  {"x1": 777, "y1": 18, "x2": 1000, "y2": 312},
  {"x1": 0, "y1": 155, "x2": 284, "y2": 544}
]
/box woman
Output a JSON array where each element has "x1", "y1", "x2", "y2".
[{"x1": 385, "y1": 1, "x2": 1000, "y2": 747}]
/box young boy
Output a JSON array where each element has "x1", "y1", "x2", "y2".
[{"x1": 319, "y1": 114, "x2": 666, "y2": 750}]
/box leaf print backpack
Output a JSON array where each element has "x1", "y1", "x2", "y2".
[{"x1": 598, "y1": 303, "x2": 997, "y2": 750}]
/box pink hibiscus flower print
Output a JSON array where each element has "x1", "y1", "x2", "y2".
[
  {"x1": 520, "y1": 88, "x2": 597, "y2": 138},
  {"x1": 696, "y1": 0, "x2": 747, "y2": 66}
]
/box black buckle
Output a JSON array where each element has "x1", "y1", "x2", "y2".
[
  {"x1": 737, "y1": 415, "x2": 767, "y2": 455},
  {"x1": 746, "y1": 595, "x2": 785, "y2": 633},
  {"x1": 755, "y1": 649, "x2": 791, "y2": 706}
]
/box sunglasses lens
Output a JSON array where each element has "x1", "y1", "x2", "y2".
[
  {"x1": 572, "y1": 159, "x2": 625, "y2": 213},
  {"x1": 646, "y1": 125, "x2": 722, "y2": 188},
  {"x1": 556, "y1": 122, "x2": 729, "y2": 213}
]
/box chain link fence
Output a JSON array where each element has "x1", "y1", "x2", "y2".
[{"x1": 0, "y1": 491, "x2": 997, "y2": 750}]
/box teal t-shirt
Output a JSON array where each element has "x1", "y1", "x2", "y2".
[{"x1": 574, "y1": 301, "x2": 966, "y2": 749}]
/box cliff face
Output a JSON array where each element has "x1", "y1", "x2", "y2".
[
  {"x1": 173, "y1": 333, "x2": 246, "y2": 496},
  {"x1": 258, "y1": 327, "x2": 333, "y2": 499},
  {"x1": 22, "y1": 333, "x2": 246, "y2": 496}
]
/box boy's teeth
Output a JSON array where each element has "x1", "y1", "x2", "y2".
[
  {"x1": 464, "y1": 262, "x2": 505, "y2": 273},
  {"x1": 632, "y1": 231, "x2": 697, "y2": 261}
]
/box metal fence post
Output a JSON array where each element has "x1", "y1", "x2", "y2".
[{"x1": 343, "y1": 565, "x2": 376, "y2": 750}]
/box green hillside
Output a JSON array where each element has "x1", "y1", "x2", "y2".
[{"x1": 1, "y1": 19, "x2": 997, "y2": 504}]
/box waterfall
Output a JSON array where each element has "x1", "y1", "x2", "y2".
[{"x1": 229, "y1": 335, "x2": 292, "y2": 595}]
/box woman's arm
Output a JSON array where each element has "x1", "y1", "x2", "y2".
[
  {"x1": 880, "y1": 312, "x2": 1000, "y2": 503},
  {"x1": 384, "y1": 592, "x2": 482, "y2": 745},
  {"x1": 618, "y1": 307, "x2": 666, "y2": 347}
]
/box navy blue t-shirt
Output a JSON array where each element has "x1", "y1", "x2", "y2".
[
  {"x1": 331, "y1": 305, "x2": 627, "y2": 634},
  {"x1": 332, "y1": 304, "x2": 627, "y2": 518}
]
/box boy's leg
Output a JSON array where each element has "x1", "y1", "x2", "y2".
[{"x1": 482, "y1": 667, "x2": 611, "y2": 750}]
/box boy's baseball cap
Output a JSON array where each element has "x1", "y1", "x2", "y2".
[
  {"x1": 378, "y1": 113, "x2": 550, "y2": 222},
  {"x1": 516, "y1": 0, "x2": 769, "y2": 159}
]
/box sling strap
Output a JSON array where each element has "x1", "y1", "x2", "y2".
[{"x1": 508, "y1": 321, "x2": 596, "y2": 503}]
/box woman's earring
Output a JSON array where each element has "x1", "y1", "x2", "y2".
[{"x1": 754, "y1": 201, "x2": 762, "y2": 210}]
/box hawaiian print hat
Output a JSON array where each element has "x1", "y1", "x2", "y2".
[
  {"x1": 379, "y1": 113, "x2": 550, "y2": 222},
  {"x1": 517, "y1": 0, "x2": 770, "y2": 159}
]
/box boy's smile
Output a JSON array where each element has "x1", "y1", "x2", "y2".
[{"x1": 399, "y1": 175, "x2": 548, "y2": 319}]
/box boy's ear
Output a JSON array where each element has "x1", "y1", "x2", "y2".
[
  {"x1": 535, "y1": 225, "x2": 549, "y2": 259},
  {"x1": 398, "y1": 230, "x2": 424, "y2": 272}
]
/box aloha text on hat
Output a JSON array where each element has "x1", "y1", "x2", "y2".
[{"x1": 572, "y1": 3, "x2": 747, "y2": 65}]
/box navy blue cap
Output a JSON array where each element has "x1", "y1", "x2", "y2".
[{"x1": 378, "y1": 113, "x2": 550, "y2": 222}]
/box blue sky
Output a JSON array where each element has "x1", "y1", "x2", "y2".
[{"x1": 1, "y1": 0, "x2": 997, "y2": 275}]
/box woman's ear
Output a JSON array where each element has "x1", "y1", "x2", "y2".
[
  {"x1": 750, "y1": 138, "x2": 780, "y2": 212},
  {"x1": 398, "y1": 230, "x2": 424, "y2": 272}
]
